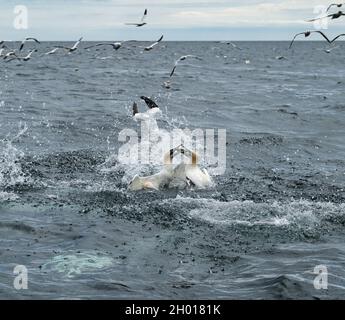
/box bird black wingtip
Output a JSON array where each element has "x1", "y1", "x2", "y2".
[{"x1": 132, "y1": 102, "x2": 139, "y2": 116}]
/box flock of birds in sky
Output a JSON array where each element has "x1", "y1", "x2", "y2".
[
  {"x1": 0, "y1": 5, "x2": 345, "y2": 75},
  {"x1": 290, "y1": 3, "x2": 345, "y2": 48},
  {"x1": 0, "y1": 9, "x2": 206, "y2": 89}
]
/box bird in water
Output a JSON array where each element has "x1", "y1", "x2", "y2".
[
  {"x1": 128, "y1": 145, "x2": 213, "y2": 191},
  {"x1": 323, "y1": 45, "x2": 339, "y2": 53},
  {"x1": 219, "y1": 41, "x2": 242, "y2": 50}
]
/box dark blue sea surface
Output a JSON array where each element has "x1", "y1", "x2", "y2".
[{"x1": 0, "y1": 41, "x2": 344, "y2": 299}]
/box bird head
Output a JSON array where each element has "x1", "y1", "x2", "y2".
[{"x1": 128, "y1": 175, "x2": 144, "y2": 191}]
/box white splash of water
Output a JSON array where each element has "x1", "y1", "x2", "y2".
[
  {"x1": 41, "y1": 251, "x2": 114, "y2": 279},
  {"x1": 0, "y1": 122, "x2": 31, "y2": 193},
  {"x1": 99, "y1": 107, "x2": 209, "y2": 185},
  {"x1": 166, "y1": 197, "x2": 345, "y2": 230}
]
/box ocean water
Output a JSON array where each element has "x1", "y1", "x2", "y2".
[{"x1": 0, "y1": 41, "x2": 344, "y2": 299}]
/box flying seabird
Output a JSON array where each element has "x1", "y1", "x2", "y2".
[
  {"x1": 3, "y1": 50, "x2": 17, "y2": 60},
  {"x1": 0, "y1": 44, "x2": 9, "y2": 57},
  {"x1": 85, "y1": 42, "x2": 122, "y2": 50},
  {"x1": 19, "y1": 37, "x2": 40, "y2": 51},
  {"x1": 289, "y1": 31, "x2": 331, "y2": 48},
  {"x1": 56, "y1": 37, "x2": 83, "y2": 53},
  {"x1": 6, "y1": 49, "x2": 37, "y2": 62},
  {"x1": 169, "y1": 55, "x2": 202, "y2": 77},
  {"x1": 22, "y1": 49, "x2": 37, "y2": 61},
  {"x1": 125, "y1": 9, "x2": 148, "y2": 27},
  {"x1": 327, "y1": 3, "x2": 344, "y2": 12},
  {"x1": 131, "y1": 96, "x2": 162, "y2": 143},
  {"x1": 307, "y1": 11, "x2": 345, "y2": 22},
  {"x1": 144, "y1": 35, "x2": 163, "y2": 51},
  {"x1": 44, "y1": 48, "x2": 60, "y2": 55}
]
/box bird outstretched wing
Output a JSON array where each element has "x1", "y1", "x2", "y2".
[
  {"x1": 330, "y1": 33, "x2": 345, "y2": 42},
  {"x1": 141, "y1": 9, "x2": 148, "y2": 22},
  {"x1": 140, "y1": 96, "x2": 159, "y2": 109}
]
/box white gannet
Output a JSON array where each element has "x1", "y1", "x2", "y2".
[
  {"x1": 128, "y1": 146, "x2": 181, "y2": 191},
  {"x1": 144, "y1": 35, "x2": 163, "y2": 51},
  {"x1": 178, "y1": 146, "x2": 213, "y2": 189},
  {"x1": 19, "y1": 37, "x2": 40, "y2": 51},
  {"x1": 44, "y1": 48, "x2": 60, "y2": 55},
  {"x1": 3, "y1": 50, "x2": 17, "y2": 60},
  {"x1": 128, "y1": 145, "x2": 213, "y2": 191},
  {"x1": 125, "y1": 9, "x2": 148, "y2": 27},
  {"x1": 6, "y1": 49, "x2": 37, "y2": 62},
  {"x1": 307, "y1": 11, "x2": 345, "y2": 22},
  {"x1": 169, "y1": 55, "x2": 202, "y2": 77},
  {"x1": 132, "y1": 96, "x2": 162, "y2": 142},
  {"x1": 56, "y1": 37, "x2": 83, "y2": 53},
  {"x1": 85, "y1": 42, "x2": 123, "y2": 51},
  {"x1": 289, "y1": 31, "x2": 331, "y2": 49}
]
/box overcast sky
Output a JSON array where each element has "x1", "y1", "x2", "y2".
[{"x1": 1, "y1": 0, "x2": 345, "y2": 40}]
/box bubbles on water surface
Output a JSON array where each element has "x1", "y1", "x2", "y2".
[{"x1": 41, "y1": 250, "x2": 114, "y2": 279}]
